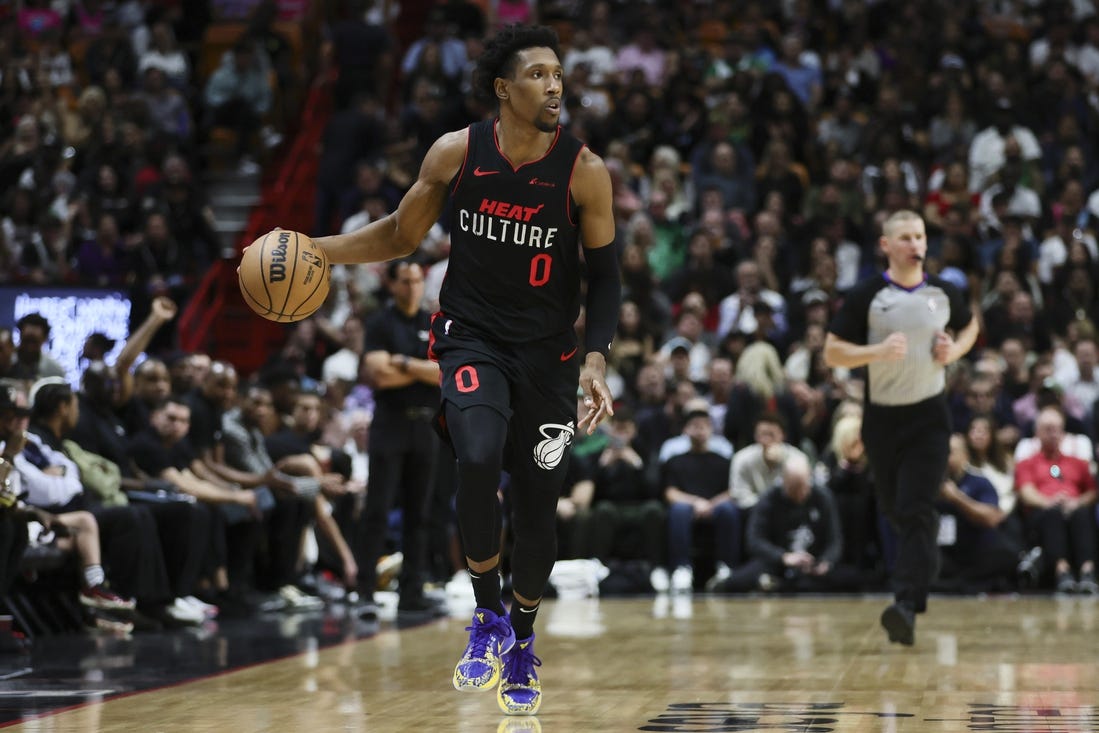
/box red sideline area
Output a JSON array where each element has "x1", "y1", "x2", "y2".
[{"x1": 178, "y1": 78, "x2": 334, "y2": 376}]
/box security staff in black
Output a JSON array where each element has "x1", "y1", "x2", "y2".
[
  {"x1": 360, "y1": 259, "x2": 441, "y2": 616},
  {"x1": 309, "y1": 26, "x2": 620, "y2": 715},
  {"x1": 825, "y1": 210, "x2": 979, "y2": 646}
]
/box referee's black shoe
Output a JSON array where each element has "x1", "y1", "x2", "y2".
[{"x1": 880, "y1": 603, "x2": 915, "y2": 646}]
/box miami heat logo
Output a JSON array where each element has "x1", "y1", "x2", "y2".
[{"x1": 533, "y1": 421, "x2": 575, "y2": 470}]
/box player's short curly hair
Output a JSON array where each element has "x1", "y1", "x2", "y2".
[{"x1": 473, "y1": 24, "x2": 561, "y2": 105}]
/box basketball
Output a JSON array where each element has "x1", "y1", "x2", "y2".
[{"x1": 238, "y1": 230, "x2": 331, "y2": 322}]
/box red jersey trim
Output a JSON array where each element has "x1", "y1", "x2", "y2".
[
  {"x1": 491, "y1": 119, "x2": 562, "y2": 173},
  {"x1": 427, "y1": 311, "x2": 440, "y2": 364},
  {"x1": 450, "y1": 126, "x2": 472, "y2": 195}
]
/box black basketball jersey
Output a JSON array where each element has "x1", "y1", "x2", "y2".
[{"x1": 443, "y1": 119, "x2": 586, "y2": 344}]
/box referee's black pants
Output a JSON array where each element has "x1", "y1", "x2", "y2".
[{"x1": 863, "y1": 395, "x2": 951, "y2": 613}]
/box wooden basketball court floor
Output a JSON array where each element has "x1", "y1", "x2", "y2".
[{"x1": 3, "y1": 594, "x2": 1098, "y2": 732}]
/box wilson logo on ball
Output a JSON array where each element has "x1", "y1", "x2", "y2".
[{"x1": 269, "y1": 231, "x2": 291, "y2": 283}]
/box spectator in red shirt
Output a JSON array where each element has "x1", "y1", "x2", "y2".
[{"x1": 1014, "y1": 406, "x2": 1098, "y2": 594}]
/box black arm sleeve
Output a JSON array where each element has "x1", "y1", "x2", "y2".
[{"x1": 583, "y1": 243, "x2": 621, "y2": 357}]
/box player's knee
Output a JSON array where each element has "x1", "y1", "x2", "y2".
[
  {"x1": 513, "y1": 511, "x2": 557, "y2": 541},
  {"x1": 446, "y1": 403, "x2": 507, "y2": 465}
]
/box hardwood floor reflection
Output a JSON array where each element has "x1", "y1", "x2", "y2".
[{"x1": 6, "y1": 595, "x2": 1099, "y2": 732}]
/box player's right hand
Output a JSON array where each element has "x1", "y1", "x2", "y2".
[
  {"x1": 880, "y1": 332, "x2": 907, "y2": 361},
  {"x1": 578, "y1": 357, "x2": 615, "y2": 434}
]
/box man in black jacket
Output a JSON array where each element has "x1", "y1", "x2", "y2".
[{"x1": 716, "y1": 453, "x2": 860, "y2": 593}]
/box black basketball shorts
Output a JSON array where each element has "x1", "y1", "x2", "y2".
[{"x1": 428, "y1": 311, "x2": 581, "y2": 473}]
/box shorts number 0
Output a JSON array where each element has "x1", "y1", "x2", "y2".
[{"x1": 455, "y1": 365, "x2": 480, "y2": 393}]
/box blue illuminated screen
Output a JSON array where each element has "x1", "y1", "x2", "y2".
[{"x1": 0, "y1": 287, "x2": 131, "y2": 386}]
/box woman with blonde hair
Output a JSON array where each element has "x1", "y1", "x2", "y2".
[
  {"x1": 63, "y1": 86, "x2": 107, "y2": 148},
  {"x1": 823, "y1": 413, "x2": 877, "y2": 575},
  {"x1": 724, "y1": 341, "x2": 802, "y2": 449},
  {"x1": 737, "y1": 341, "x2": 785, "y2": 399}
]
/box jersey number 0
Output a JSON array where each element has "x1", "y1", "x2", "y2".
[{"x1": 529, "y1": 253, "x2": 552, "y2": 287}]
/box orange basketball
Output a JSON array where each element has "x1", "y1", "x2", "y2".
[{"x1": 238, "y1": 230, "x2": 331, "y2": 322}]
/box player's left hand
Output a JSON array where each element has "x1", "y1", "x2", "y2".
[
  {"x1": 578, "y1": 354, "x2": 615, "y2": 435},
  {"x1": 932, "y1": 331, "x2": 955, "y2": 365}
]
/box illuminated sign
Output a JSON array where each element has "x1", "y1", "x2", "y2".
[{"x1": 1, "y1": 287, "x2": 131, "y2": 386}]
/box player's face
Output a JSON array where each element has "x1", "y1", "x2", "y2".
[{"x1": 503, "y1": 47, "x2": 563, "y2": 133}]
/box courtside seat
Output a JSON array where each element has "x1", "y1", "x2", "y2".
[{"x1": 2, "y1": 545, "x2": 83, "y2": 638}]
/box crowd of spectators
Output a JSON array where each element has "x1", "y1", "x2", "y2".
[
  {"x1": 6, "y1": 0, "x2": 1099, "y2": 636},
  {"x1": 0, "y1": 0, "x2": 300, "y2": 320}
]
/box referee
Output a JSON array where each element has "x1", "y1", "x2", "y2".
[{"x1": 824, "y1": 210, "x2": 979, "y2": 645}]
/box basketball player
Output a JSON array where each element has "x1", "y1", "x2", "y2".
[
  {"x1": 309, "y1": 26, "x2": 620, "y2": 714},
  {"x1": 824, "y1": 210, "x2": 978, "y2": 646}
]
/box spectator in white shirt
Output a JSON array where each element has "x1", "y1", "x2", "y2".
[
  {"x1": 978, "y1": 151, "x2": 1042, "y2": 241},
  {"x1": 717, "y1": 260, "x2": 788, "y2": 343},
  {"x1": 562, "y1": 28, "x2": 616, "y2": 86},
  {"x1": 968, "y1": 98, "x2": 1042, "y2": 194},
  {"x1": 321, "y1": 316, "x2": 365, "y2": 385},
  {"x1": 1038, "y1": 213, "x2": 1099, "y2": 287},
  {"x1": 1056, "y1": 338, "x2": 1099, "y2": 429},
  {"x1": 1077, "y1": 17, "x2": 1099, "y2": 86},
  {"x1": 728, "y1": 413, "x2": 808, "y2": 512}
]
